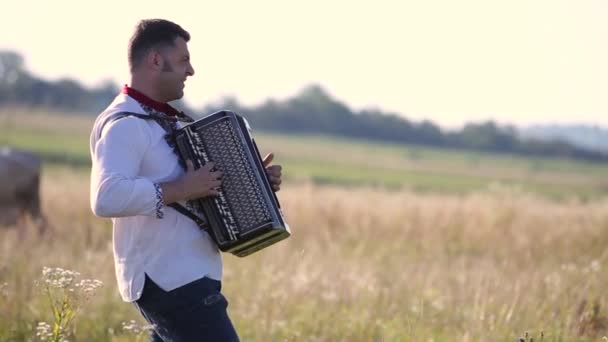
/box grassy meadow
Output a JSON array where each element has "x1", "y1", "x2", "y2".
[{"x1": 1, "y1": 109, "x2": 608, "y2": 341}]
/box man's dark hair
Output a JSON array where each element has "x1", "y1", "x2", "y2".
[{"x1": 128, "y1": 19, "x2": 190, "y2": 72}]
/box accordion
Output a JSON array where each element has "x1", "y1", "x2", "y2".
[{"x1": 173, "y1": 110, "x2": 291, "y2": 257}]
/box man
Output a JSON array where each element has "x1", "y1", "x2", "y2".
[{"x1": 89, "y1": 19, "x2": 282, "y2": 341}]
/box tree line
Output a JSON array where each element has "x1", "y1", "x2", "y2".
[
  {"x1": 205, "y1": 85, "x2": 608, "y2": 162},
  {"x1": 1, "y1": 50, "x2": 606, "y2": 162}
]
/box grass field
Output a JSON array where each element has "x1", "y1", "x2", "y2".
[
  {"x1": 2, "y1": 109, "x2": 608, "y2": 199},
  {"x1": 1, "y1": 109, "x2": 608, "y2": 341}
]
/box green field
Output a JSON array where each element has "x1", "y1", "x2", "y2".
[{"x1": 2, "y1": 109, "x2": 607, "y2": 200}]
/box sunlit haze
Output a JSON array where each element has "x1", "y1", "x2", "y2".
[{"x1": 2, "y1": 0, "x2": 607, "y2": 129}]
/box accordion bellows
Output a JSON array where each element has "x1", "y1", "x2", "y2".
[{"x1": 173, "y1": 111, "x2": 291, "y2": 257}]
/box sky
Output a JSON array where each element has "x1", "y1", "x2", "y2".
[{"x1": 2, "y1": 0, "x2": 607, "y2": 129}]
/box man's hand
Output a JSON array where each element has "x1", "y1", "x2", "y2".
[
  {"x1": 263, "y1": 153, "x2": 282, "y2": 192},
  {"x1": 161, "y1": 161, "x2": 222, "y2": 204},
  {"x1": 182, "y1": 161, "x2": 223, "y2": 199}
]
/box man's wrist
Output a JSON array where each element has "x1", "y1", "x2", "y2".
[{"x1": 159, "y1": 178, "x2": 189, "y2": 205}]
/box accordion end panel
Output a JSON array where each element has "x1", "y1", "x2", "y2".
[{"x1": 229, "y1": 222, "x2": 291, "y2": 257}]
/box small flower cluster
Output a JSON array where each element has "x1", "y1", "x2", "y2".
[
  {"x1": 560, "y1": 260, "x2": 602, "y2": 274},
  {"x1": 122, "y1": 320, "x2": 155, "y2": 334},
  {"x1": 74, "y1": 279, "x2": 104, "y2": 298},
  {"x1": 35, "y1": 267, "x2": 104, "y2": 341},
  {"x1": 40, "y1": 267, "x2": 104, "y2": 295},
  {"x1": 0, "y1": 282, "x2": 8, "y2": 298},
  {"x1": 35, "y1": 322, "x2": 52, "y2": 341},
  {"x1": 42, "y1": 267, "x2": 81, "y2": 289},
  {"x1": 586, "y1": 260, "x2": 601, "y2": 273},
  {"x1": 35, "y1": 322, "x2": 68, "y2": 341}
]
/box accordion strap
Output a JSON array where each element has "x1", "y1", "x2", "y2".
[
  {"x1": 100, "y1": 111, "x2": 210, "y2": 233},
  {"x1": 168, "y1": 203, "x2": 210, "y2": 232}
]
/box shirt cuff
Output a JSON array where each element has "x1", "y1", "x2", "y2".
[{"x1": 153, "y1": 183, "x2": 164, "y2": 219}]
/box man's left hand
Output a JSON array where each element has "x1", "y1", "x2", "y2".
[{"x1": 263, "y1": 153, "x2": 282, "y2": 192}]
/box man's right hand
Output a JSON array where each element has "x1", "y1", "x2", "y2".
[
  {"x1": 160, "y1": 161, "x2": 223, "y2": 204},
  {"x1": 182, "y1": 161, "x2": 223, "y2": 200}
]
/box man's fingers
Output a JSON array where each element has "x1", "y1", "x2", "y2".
[
  {"x1": 201, "y1": 162, "x2": 215, "y2": 172},
  {"x1": 262, "y1": 153, "x2": 274, "y2": 167},
  {"x1": 186, "y1": 160, "x2": 195, "y2": 172},
  {"x1": 210, "y1": 171, "x2": 223, "y2": 180},
  {"x1": 266, "y1": 164, "x2": 283, "y2": 191},
  {"x1": 266, "y1": 165, "x2": 282, "y2": 177},
  {"x1": 269, "y1": 176, "x2": 282, "y2": 185}
]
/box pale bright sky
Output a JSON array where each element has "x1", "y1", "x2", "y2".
[{"x1": 2, "y1": 0, "x2": 607, "y2": 129}]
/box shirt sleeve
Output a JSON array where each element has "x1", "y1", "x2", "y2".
[{"x1": 90, "y1": 116, "x2": 164, "y2": 218}]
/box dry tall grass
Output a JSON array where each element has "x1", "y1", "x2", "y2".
[{"x1": 1, "y1": 168, "x2": 608, "y2": 341}]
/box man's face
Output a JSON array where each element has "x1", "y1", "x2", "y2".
[{"x1": 157, "y1": 37, "x2": 195, "y2": 102}]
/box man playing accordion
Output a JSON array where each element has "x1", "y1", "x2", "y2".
[{"x1": 89, "y1": 18, "x2": 282, "y2": 341}]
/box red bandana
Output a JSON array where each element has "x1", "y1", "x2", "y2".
[{"x1": 122, "y1": 85, "x2": 181, "y2": 117}]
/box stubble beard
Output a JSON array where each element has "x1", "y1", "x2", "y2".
[{"x1": 160, "y1": 61, "x2": 184, "y2": 101}]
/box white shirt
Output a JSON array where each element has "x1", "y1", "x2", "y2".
[{"x1": 89, "y1": 93, "x2": 222, "y2": 302}]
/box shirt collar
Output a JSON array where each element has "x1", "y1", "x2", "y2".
[{"x1": 121, "y1": 85, "x2": 181, "y2": 117}]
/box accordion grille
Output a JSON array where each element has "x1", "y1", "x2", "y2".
[{"x1": 198, "y1": 118, "x2": 272, "y2": 233}]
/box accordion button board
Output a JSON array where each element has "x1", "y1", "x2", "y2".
[{"x1": 173, "y1": 110, "x2": 291, "y2": 257}]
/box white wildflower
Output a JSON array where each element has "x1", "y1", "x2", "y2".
[
  {"x1": 581, "y1": 260, "x2": 602, "y2": 273},
  {"x1": 122, "y1": 320, "x2": 140, "y2": 333},
  {"x1": 74, "y1": 279, "x2": 104, "y2": 296},
  {"x1": 41, "y1": 267, "x2": 81, "y2": 289},
  {"x1": 560, "y1": 263, "x2": 577, "y2": 272},
  {"x1": 40, "y1": 267, "x2": 103, "y2": 297},
  {"x1": 35, "y1": 267, "x2": 104, "y2": 341},
  {"x1": 122, "y1": 320, "x2": 155, "y2": 334},
  {"x1": 35, "y1": 321, "x2": 52, "y2": 340},
  {"x1": 431, "y1": 297, "x2": 445, "y2": 311},
  {"x1": 0, "y1": 282, "x2": 8, "y2": 298}
]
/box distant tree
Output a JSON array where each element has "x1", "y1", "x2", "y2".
[
  {"x1": 455, "y1": 121, "x2": 517, "y2": 152},
  {"x1": 0, "y1": 50, "x2": 30, "y2": 103},
  {"x1": 0, "y1": 50, "x2": 27, "y2": 85}
]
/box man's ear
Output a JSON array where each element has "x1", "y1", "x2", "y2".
[{"x1": 146, "y1": 50, "x2": 163, "y2": 71}]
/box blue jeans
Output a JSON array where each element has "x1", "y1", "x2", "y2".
[{"x1": 134, "y1": 274, "x2": 240, "y2": 342}]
